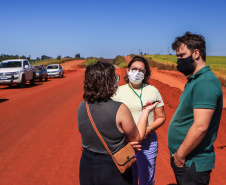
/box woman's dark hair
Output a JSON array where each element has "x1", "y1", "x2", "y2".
[
  {"x1": 172, "y1": 31, "x2": 206, "y2": 61},
  {"x1": 83, "y1": 61, "x2": 117, "y2": 102},
  {"x1": 124, "y1": 56, "x2": 151, "y2": 84}
]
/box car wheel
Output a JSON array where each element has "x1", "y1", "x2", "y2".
[
  {"x1": 30, "y1": 73, "x2": 36, "y2": 86},
  {"x1": 19, "y1": 75, "x2": 26, "y2": 88},
  {"x1": 61, "y1": 72, "x2": 64, "y2": 78}
]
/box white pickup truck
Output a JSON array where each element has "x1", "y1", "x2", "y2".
[{"x1": 0, "y1": 59, "x2": 36, "y2": 87}]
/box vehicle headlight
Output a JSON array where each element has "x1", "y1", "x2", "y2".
[{"x1": 14, "y1": 71, "x2": 20, "y2": 75}]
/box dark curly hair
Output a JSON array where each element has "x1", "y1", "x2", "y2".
[
  {"x1": 124, "y1": 56, "x2": 151, "y2": 84},
  {"x1": 172, "y1": 31, "x2": 206, "y2": 61},
  {"x1": 83, "y1": 61, "x2": 117, "y2": 102}
]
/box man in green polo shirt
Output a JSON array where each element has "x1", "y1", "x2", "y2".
[{"x1": 168, "y1": 31, "x2": 223, "y2": 185}]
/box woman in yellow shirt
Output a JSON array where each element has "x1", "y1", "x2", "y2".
[{"x1": 112, "y1": 56, "x2": 166, "y2": 185}]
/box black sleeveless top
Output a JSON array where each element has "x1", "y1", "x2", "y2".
[{"x1": 78, "y1": 99, "x2": 127, "y2": 154}]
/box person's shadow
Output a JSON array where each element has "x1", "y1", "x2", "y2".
[
  {"x1": 167, "y1": 184, "x2": 177, "y2": 185},
  {"x1": 0, "y1": 99, "x2": 9, "y2": 103}
]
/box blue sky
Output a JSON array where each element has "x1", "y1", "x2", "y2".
[{"x1": 1, "y1": 0, "x2": 226, "y2": 59}]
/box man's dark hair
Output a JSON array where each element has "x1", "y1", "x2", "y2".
[
  {"x1": 83, "y1": 61, "x2": 117, "y2": 102},
  {"x1": 124, "y1": 56, "x2": 151, "y2": 84},
  {"x1": 172, "y1": 31, "x2": 206, "y2": 61}
]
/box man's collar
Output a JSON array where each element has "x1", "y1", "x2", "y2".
[{"x1": 187, "y1": 65, "x2": 210, "y2": 80}]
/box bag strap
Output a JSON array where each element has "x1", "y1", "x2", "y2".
[{"x1": 86, "y1": 102, "x2": 115, "y2": 160}]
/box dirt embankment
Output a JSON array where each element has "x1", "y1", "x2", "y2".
[{"x1": 124, "y1": 56, "x2": 132, "y2": 63}]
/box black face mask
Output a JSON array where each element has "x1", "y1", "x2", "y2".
[{"x1": 177, "y1": 55, "x2": 196, "y2": 76}]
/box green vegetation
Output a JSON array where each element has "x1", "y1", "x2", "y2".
[
  {"x1": 118, "y1": 62, "x2": 128, "y2": 68},
  {"x1": 75, "y1": 53, "x2": 81, "y2": 58},
  {"x1": 143, "y1": 54, "x2": 226, "y2": 86},
  {"x1": 81, "y1": 55, "x2": 128, "y2": 68},
  {"x1": 144, "y1": 55, "x2": 177, "y2": 66},
  {"x1": 114, "y1": 55, "x2": 128, "y2": 68},
  {"x1": 31, "y1": 58, "x2": 79, "y2": 66},
  {"x1": 0, "y1": 54, "x2": 30, "y2": 61},
  {"x1": 205, "y1": 56, "x2": 226, "y2": 78},
  {"x1": 144, "y1": 55, "x2": 226, "y2": 78},
  {"x1": 82, "y1": 57, "x2": 99, "y2": 67}
]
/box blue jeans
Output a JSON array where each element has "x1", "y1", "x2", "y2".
[
  {"x1": 133, "y1": 132, "x2": 158, "y2": 185},
  {"x1": 170, "y1": 157, "x2": 211, "y2": 185}
]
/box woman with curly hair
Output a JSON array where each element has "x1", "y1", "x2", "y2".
[
  {"x1": 78, "y1": 61, "x2": 159, "y2": 185},
  {"x1": 112, "y1": 56, "x2": 166, "y2": 185}
]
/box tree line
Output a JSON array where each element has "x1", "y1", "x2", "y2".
[
  {"x1": 0, "y1": 53, "x2": 81, "y2": 62},
  {"x1": 0, "y1": 54, "x2": 30, "y2": 61}
]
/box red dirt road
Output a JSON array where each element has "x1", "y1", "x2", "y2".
[
  {"x1": 0, "y1": 60, "x2": 225, "y2": 185},
  {"x1": 0, "y1": 70, "x2": 84, "y2": 184}
]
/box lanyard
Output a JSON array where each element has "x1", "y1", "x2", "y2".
[{"x1": 128, "y1": 84, "x2": 143, "y2": 107}]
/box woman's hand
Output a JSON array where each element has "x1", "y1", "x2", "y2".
[
  {"x1": 142, "y1": 101, "x2": 160, "y2": 112},
  {"x1": 130, "y1": 141, "x2": 142, "y2": 151}
]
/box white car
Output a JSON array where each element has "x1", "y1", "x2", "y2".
[
  {"x1": 47, "y1": 64, "x2": 64, "y2": 78},
  {"x1": 0, "y1": 59, "x2": 36, "y2": 87}
]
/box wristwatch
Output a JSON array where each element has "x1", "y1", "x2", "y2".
[{"x1": 149, "y1": 125, "x2": 154, "y2": 134}]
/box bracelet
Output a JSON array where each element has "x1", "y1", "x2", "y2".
[{"x1": 149, "y1": 125, "x2": 154, "y2": 134}]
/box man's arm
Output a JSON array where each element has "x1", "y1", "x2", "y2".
[{"x1": 173, "y1": 108, "x2": 215, "y2": 167}]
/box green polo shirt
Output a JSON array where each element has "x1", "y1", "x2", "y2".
[{"x1": 168, "y1": 65, "x2": 223, "y2": 172}]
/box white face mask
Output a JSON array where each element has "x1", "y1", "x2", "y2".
[{"x1": 128, "y1": 70, "x2": 144, "y2": 84}]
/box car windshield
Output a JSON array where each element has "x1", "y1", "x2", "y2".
[
  {"x1": 0, "y1": 61, "x2": 22, "y2": 68},
  {"x1": 47, "y1": 65, "x2": 58, "y2": 69}
]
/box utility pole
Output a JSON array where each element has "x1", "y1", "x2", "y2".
[{"x1": 167, "y1": 47, "x2": 169, "y2": 65}]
